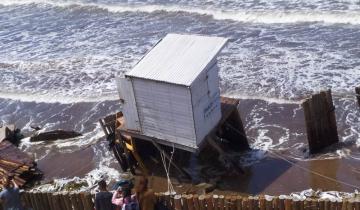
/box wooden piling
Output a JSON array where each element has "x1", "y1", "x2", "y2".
[
  {"x1": 302, "y1": 89, "x2": 339, "y2": 153},
  {"x1": 182, "y1": 194, "x2": 189, "y2": 210},
  {"x1": 213, "y1": 195, "x2": 219, "y2": 210},
  {"x1": 230, "y1": 196, "x2": 238, "y2": 210},
  {"x1": 285, "y1": 198, "x2": 292, "y2": 210},
  {"x1": 219, "y1": 195, "x2": 225, "y2": 210},
  {"x1": 194, "y1": 195, "x2": 201, "y2": 210},
  {"x1": 265, "y1": 196, "x2": 273, "y2": 210},
  {"x1": 187, "y1": 195, "x2": 195, "y2": 210},
  {"x1": 236, "y1": 196, "x2": 243, "y2": 210},
  {"x1": 311, "y1": 199, "x2": 318, "y2": 210},
  {"x1": 199, "y1": 195, "x2": 206, "y2": 210},
  {"x1": 225, "y1": 195, "x2": 233, "y2": 210},
  {"x1": 206, "y1": 195, "x2": 214, "y2": 210},
  {"x1": 279, "y1": 197, "x2": 286, "y2": 210},
  {"x1": 175, "y1": 195, "x2": 183, "y2": 210}
]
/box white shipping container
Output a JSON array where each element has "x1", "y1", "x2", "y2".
[{"x1": 117, "y1": 34, "x2": 228, "y2": 151}]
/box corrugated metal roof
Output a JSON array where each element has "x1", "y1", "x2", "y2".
[{"x1": 126, "y1": 34, "x2": 228, "y2": 86}]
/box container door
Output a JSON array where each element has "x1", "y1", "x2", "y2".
[{"x1": 116, "y1": 77, "x2": 141, "y2": 131}]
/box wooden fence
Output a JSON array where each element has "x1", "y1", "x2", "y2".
[{"x1": 0, "y1": 192, "x2": 359, "y2": 210}]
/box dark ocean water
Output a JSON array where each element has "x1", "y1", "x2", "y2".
[{"x1": 0, "y1": 0, "x2": 359, "y2": 194}]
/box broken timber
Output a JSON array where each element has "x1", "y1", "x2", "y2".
[
  {"x1": 355, "y1": 87, "x2": 360, "y2": 107},
  {"x1": 0, "y1": 141, "x2": 42, "y2": 188},
  {"x1": 302, "y1": 89, "x2": 339, "y2": 154}
]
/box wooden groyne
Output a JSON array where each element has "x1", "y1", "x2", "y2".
[{"x1": 2, "y1": 191, "x2": 359, "y2": 210}]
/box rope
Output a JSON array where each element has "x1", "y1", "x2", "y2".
[
  {"x1": 159, "y1": 143, "x2": 176, "y2": 194},
  {"x1": 268, "y1": 150, "x2": 360, "y2": 189},
  {"x1": 226, "y1": 122, "x2": 360, "y2": 189}
]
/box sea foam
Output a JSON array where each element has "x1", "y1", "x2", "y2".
[{"x1": 1, "y1": 0, "x2": 360, "y2": 25}]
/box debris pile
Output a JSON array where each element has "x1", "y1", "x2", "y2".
[{"x1": 0, "y1": 125, "x2": 42, "y2": 188}]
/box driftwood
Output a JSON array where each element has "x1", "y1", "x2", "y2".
[
  {"x1": 0, "y1": 141, "x2": 42, "y2": 188},
  {"x1": 30, "y1": 130, "x2": 82, "y2": 142}
]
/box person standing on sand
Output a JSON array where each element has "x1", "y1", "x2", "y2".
[
  {"x1": 135, "y1": 176, "x2": 156, "y2": 210},
  {"x1": 94, "y1": 180, "x2": 114, "y2": 210},
  {"x1": 0, "y1": 175, "x2": 23, "y2": 210}
]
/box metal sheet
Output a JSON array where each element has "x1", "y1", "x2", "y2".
[
  {"x1": 191, "y1": 64, "x2": 222, "y2": 145},
  {"x1": 126, "y1": 34, "x2": 228, "y2": 86},
  {"x1": 132, "y1": 78, "x2": 197, "y2": 149},
  {"x1": 116, "y1": 77, "x2": 141, "y2": 131}
]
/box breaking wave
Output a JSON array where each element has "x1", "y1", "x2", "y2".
[
  {"x1": 2, "y1": 0, "x2": 360, "y2": 25},
  {"x1": 0, "y1": 91, "x2": 116, "y2": 104}
]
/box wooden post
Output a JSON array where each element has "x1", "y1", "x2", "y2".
[
  {"x1": 213, "y1": 195, "x2": 219, "y2": 210},
  {"x1": 304, "y1": 199, "x2": 312, "y2": 210},
  {"x1": 229, "y1": 196, "x2": 237, "y2": 210},
  {"x1": 40, "y1": 192, "x2": 51, "y2": 210},
  {"x1": 243, "y1": 198, "x2": 249, "y2": 210},
  {"x1": 29, "y1": 192, "x2": 39, "y2": 210},
  {"x1": 199, "y1": 195, "x2": 206, "y2": 210},
  {"x1": 236, "y1": 196, "x2": 242, "y2": 210},
  {"x1": 175, "y1": 195, "x2": 183, "y2": 210},
  {"x1": 70, "y1": 192, "x2": 81, "y2": 210},
  {"x1": 319, "y1": 199, "x2": 325, "y2": 210},
  {"x1": 273, "y1": 197, "x2": 279, "y2": 210},
  {"x1": 182, "y1": 194, "x2": 189, "y2": 210},
  {"x1": 62, "y1": 192, "x2": 73, "y2": 210},
  {"x1": 347, "y1": 199, "x2": 354, "y2": 210},
  {"x1": 249, "y1": 197, "x2": 255, "y2": 210},
  {"x1": 285, "y1": 198, "x2": 292, "y2": 210},
  {"x1": 354, "y1": 199, "x2": 359, "y2": 210},
  {"x1": 279, "y1": 197, "x2": 285, "y2": 210},
  {"x1": 219, "y1": 195, "x2": 225, "y2": 210},
  {"x1": 329, "y1": 200, "x2": 336, "y2": 210},
  {"x1": 194, "y1": 195, "x2": 201, "y2": 210},
  {"x1": 302, "y1": 89, "x2": 339, "y2": 153},
  {"x1": 311, "y1": 199, "x2": 318, "y2": 210},
  {"x1": 265, "y1": 197, "x2": 273, "y2": 210},
  {"x1": 225, "y1": 195, "x2": 232, "y2": 210},
  {"x1": 206, "y1": 195, "x2": 214, "y2": 210},
  {"x1": 324, "y1": 199, "x2": 330, "y2": 210},
  {"x1": 355, "y1": 87, "x2": 360, "y2": 107},
  {"x1": 299, "y1": 199, "x2": 304, "y2": 210},
  {"x1": 22, "y1": 192, "x2": 32, "y2": 209},
  {"x1": 187, "y1": 195, "x2": 195, "y2": 210},
  {"x1": 293, "y1": 198, "x2": 300, "y2": 210},
  {"x1": 259, "y1": 196, "x2": 266, "y2": 210}
]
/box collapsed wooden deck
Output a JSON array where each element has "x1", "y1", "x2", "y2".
[{"x1": 99, "y1": 96, "x2": 249, "y2": 179}]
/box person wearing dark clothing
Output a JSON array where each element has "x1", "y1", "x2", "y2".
[
  {"x1": 95, "y1": 180, "x2": 114, "y2": 210},
  {"x1": 0, "y1": 175, "x2": 23, "y2": 210}
]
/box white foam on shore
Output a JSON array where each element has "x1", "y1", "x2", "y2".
[
  {"x1": 0, "y1": 91, "x2": 116, "y2": 104},
  {"x1": 2, "y1": 0, "x2": 360, "y2": 25},
  {"x1": 223, "y1": 93, "x2": 304, "y2": 105}
]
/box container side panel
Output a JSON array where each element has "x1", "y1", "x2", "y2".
[
  {"x1": 191, "y1": 63, "x2": 222, "y2": 145},
  {"x1": 133, "y1": 78, "x2": 197, "y2": 148},
  {"x1": 116, "y1": 77, "x2": 141, "y2": 131}
]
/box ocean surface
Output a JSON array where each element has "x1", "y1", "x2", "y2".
[{"x1": 0, "y1": 0, "x2": 359, "y2": 194}]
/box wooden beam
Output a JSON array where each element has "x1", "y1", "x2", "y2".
[
  {"x1": 206, "y1": 136, "x2": 244, "y2": 174},
  {"x1": 151, "y1": 140, "x2": 192, "y2": 179}
]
